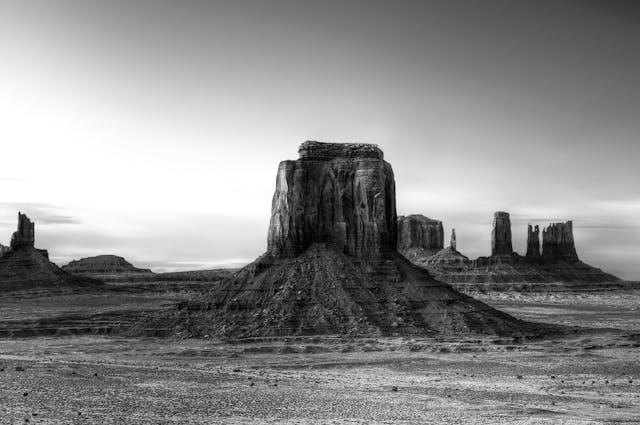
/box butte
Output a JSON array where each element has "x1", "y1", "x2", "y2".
[
  {"x1": 0, "y1": 213, "x2": 102, "y2": 293},
  {"x1": 168, "y1": 141, "x2": 549, "y2": 338}
]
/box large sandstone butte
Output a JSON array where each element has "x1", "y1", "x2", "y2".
[
  {"x1": 0, "y1": 213, "x2": 102, "y2": 292},
  {"x1": 397, "y1": 215, "x2": 444, "y2": 265},
  {"x1": 62, "y1": 255, "x2": 152, "y2": 275},
  {"x1": 169, "y1": 142, "x2": 539, "y2": 338},
  {"x1": 267, "y1": 141, "x2": 396, "y2": 259}
]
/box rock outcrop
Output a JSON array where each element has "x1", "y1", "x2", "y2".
[
  {"x1": 542, "y1": 221, "x2": 579, "y2": 262},
  {"x1": 397, "y1": 215, "x2": 444, "y2": 264},
  {"x1": 267, "y1": 141, "x2": 397, "y2": 259},
  {"x1": 526, "y1": 225, "x2": 541, "y2": 259},
  {"x1": 450, "y1": 228, "x2": 457, "y2": 251},
  {"x1": 0, "y1": 213, "x2": 102, "y2": 292},
  {"x1": 491, "y1": 211, "x2": 513, "y2": 256},
  {"x1": 417, "y1": 213, "x2": 619, "y2": 286},
  {"x1": 159, "y1": 142, "x2": 536, "y2": 338},
  {"x1": 10, "y1": 212, "x2": 35, "y2": 250},
  {"x1": 62, "y1": 255, "x2": 152, "y2": 275},
  {"x1": 0, "y1": 243, "x2": 9, "y2": 258}
]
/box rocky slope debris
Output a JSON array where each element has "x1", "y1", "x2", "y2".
[{"x1": 157, "y1": 141, "x2": 536, "y2": 338}]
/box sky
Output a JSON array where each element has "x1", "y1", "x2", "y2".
[{"x1": 0, "y1": 0, "x2": 638, "y2": 279}]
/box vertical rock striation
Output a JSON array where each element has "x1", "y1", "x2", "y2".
[
  {"x1": 397, "y1": 215, "x2": 444, "y2": 254},
  {"x1": 267, "y1": 141, "x2": 397, "y2": 260},
  {"x1": 526, "y1": 224, "x2": 541, "y2": 259},
  {"x1": 542, "y1": 221, "x2": 579, "y2": 262},
  {"x1": 491, "y1": 211, "x2": 513, "y2": 256}
]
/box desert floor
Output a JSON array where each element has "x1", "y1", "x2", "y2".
[{"x1": 0, "y1": 287, "x2": 639, "y2": 424}]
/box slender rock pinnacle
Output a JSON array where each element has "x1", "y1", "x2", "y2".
[{"x1": 526, "y1": 224, "x2": 541, "y2": 258}]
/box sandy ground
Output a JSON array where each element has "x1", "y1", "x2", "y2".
[{"x1": 0, "y1": 288, "x2": 639, "y2": 424}]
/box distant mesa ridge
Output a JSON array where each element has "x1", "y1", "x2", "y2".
[
  {"x1": 397, "y1": 211, "x2": 619, "y2": 285},
  {"x1": 153, "y1": 141, "x2": 538, "y2": 338},
  {"x1": 62, "y1": 255, "x2": 152, "y2": 275}
]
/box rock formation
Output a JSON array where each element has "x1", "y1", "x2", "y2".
[
  {"x1": 10, "y1": 212, "x2": 35, "y2": 250},
  {"x1": 0, "y1": 243, "x2": 9, "y2": 258},
  {"x1": 418, "y1": 214, "x2": 619, "y2": 287},
  {"x1": 163, "y1": 141, "x2": 535, "y2": 338},
  {"x1": 62, "y1": 255, "x2": 152, "y2": 275},
  {"x1": 0, "y1": 213, "x2": 102, "y2": 292},
  {"x1": 268, "y1": 141, "x2": 396, "y2": 259},
  {"x1": 397, "y1": 215, "x2": 444, "y2": 263},
  {"x1": 542, "y1": 221, "x2": 579, "y2": 262},
  {"x1": 491, "y1": 211, "x2": 513, "y2": 256},
  {"x1": 526, "y1": 224, "x2": 541, "y2": 259},
  {"x1": 450, "y1": 228, "x2": 457, "y2": 251}
]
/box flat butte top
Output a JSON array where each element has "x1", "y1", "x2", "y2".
[{"x1": 298, "y1": 141, "x2": 384, "y2": 161}]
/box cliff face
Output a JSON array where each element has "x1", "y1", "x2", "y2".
[
  {"x1": 526, "y1": 225, "x2": 541, "y2": 259},
  {"x1": 397, "y1": 215, "x2": 444, "y2": 253},
  {"x1": 267, "y1": 141, "x2": 397, "y2": 260},
  {"x1": 542, "y1": 221, "x2": 579, "y2": 262},
  {"x1": 491, "y1": 211, "x2": 513, "y2": 256}
]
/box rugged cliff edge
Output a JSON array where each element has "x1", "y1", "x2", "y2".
[{"x1": 144, "y1": 141, "x2": 550, "y2": 339}]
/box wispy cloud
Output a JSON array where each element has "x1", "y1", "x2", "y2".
[{"x1": 0, "y1": 203, "x2": 81, "y2": 227}]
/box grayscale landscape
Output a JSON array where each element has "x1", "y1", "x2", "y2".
[{"x1": 1, "y1": 1, "x2": 639, "y2": 424}]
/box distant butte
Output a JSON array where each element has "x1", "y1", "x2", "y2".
[
  {"x1": 63, "y1": 255, "x2": 152, "y2": 275},
  {"x1": 152, "y1": 141, "x2": 546, "y2": 339},
  {"x1": 0, "y1": 213, "x2": 102, "y2": 292},
  {"x1": 397, "y1": 211, "x2": 619, "y2": 285}
]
